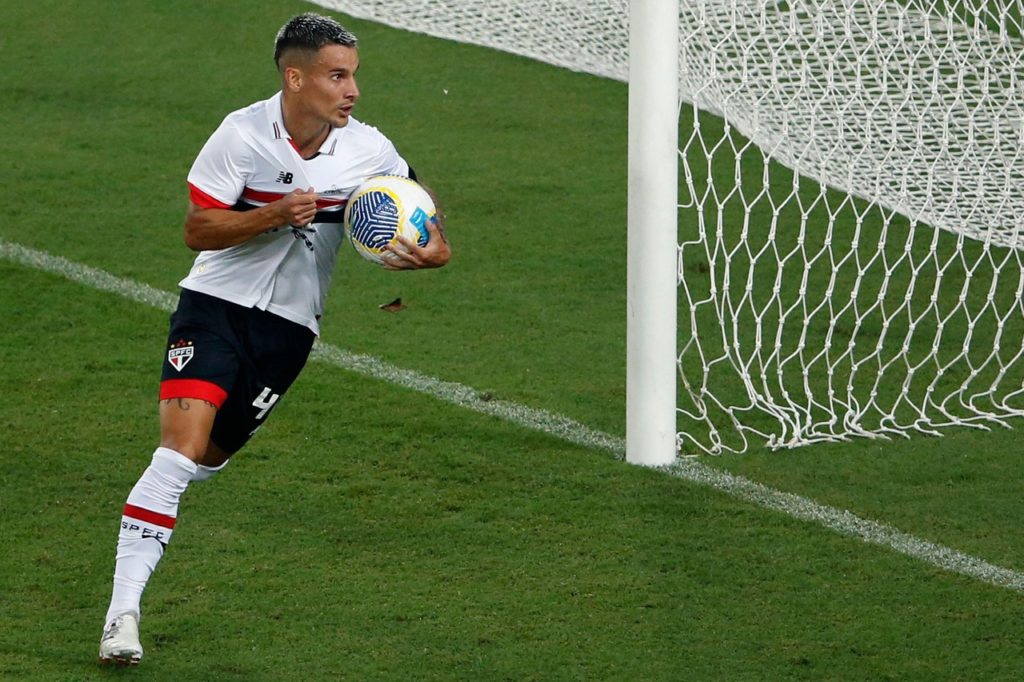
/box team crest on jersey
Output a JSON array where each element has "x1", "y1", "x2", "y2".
[{"x1": 167, "y1": 340, "x2": 195, "y2": 372}]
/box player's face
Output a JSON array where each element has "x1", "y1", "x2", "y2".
[{"x1": 303, "y1": 44, "x2": 360, "y2": 128}]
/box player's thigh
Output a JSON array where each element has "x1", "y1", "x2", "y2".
[
  {"x1": 158, "y1": 291, "x2": 242, "y2": 460},
  {"x1": 209, "y1": 312, "x2": 315, "y2": 455},
  {"x1": 159, "y1": 397, "x2": 219, "y2": 461}
]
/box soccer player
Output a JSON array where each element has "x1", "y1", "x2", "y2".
[{"x1": 98, "y1": 13, "x2": 451, "y2": 666}]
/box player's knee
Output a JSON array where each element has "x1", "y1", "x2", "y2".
[
  {"x1": 158, "y1": 397, "x2": 218, "y2": 463},
  {"x1": 157, "y1": 437, "x2": 208, "y2": 463},
  {"x1": 199, "y1": 440, "x2": 233, "y2": 469}
]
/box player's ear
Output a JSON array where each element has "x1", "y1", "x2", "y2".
[{"x1": 282, "y1": 64, "x2": 304, "y2": 92}]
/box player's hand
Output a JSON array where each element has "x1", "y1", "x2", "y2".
[
  {"x1": 382, "y1": 215, "x2": 451, "y2": 270},
  {"x1": 276, "y1": 187, "x2": 319, "y2": 228}
]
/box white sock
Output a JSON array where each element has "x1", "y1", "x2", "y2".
[
  {"x1": 191, "y1": 459, "x2": 228, "y2": 483},
  {"x1": 105, "y1": 447, "x2": 197, "y2": 624}
]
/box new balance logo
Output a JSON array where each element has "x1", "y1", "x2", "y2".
[{"x1": 277, "y1": 171, "x2": 294, "y2": 184}]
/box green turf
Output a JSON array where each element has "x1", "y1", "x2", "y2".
[
  {"x1": 1, "y1": 0, "x2": 1024, "y2": 679},
  {"x1": 3, "y1": 263, "x2": 1024, "y2": 680}
]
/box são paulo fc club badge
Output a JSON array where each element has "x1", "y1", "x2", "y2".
[{"x1": 167, "y1": 340, "x2": 195, "y2": 372}]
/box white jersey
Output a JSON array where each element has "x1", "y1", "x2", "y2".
[{"x1": 182, "y1": 91, "x2": 409, "y2": 335}]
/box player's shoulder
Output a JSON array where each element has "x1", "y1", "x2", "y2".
[
  {"x1": 200, "y1": 96, "x2": 279, "y2": 157},
  {"x1": 343, "y1": 117, "x2": 393, "y2": 145},
  {"x1": 220, "y1": 96, "x2": 274, "y2": 131}
]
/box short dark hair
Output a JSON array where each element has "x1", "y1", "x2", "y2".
[{"x1": 274, "y1": 13, "x2": 357, "y2": 68}]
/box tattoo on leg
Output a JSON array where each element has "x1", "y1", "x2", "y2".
[{"x1": 160, "y1": 398, "x2": 217, "y2": 410}]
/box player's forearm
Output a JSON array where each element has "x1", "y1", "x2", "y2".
[{"x1": 183, "y1": 205, "x2": 288, "y2": 251}]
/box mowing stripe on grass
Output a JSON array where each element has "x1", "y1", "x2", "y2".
[{"x1": 4, "y1": 237, "x2": 1024, "y2": 593}]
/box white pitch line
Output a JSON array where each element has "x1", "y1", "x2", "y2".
[{"x1": 3, "y1": 238, "x2": 1024, "y2": 593}]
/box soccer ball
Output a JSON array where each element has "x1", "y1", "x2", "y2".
[{"x1": 344, "y1": 175, "x2": 435, "y2": 265}]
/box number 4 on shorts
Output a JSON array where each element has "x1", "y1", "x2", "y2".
[{"x1": 252, "y1": 387, "x2": 280, "y2": 420}]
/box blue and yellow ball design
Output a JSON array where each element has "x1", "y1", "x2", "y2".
[{"x1": 345, "y1": 175, "x2": 435, "y2": 266}]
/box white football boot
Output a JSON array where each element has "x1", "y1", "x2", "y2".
[{"x1": 98, "y1": 612, "x2": 143, "y2": 666}]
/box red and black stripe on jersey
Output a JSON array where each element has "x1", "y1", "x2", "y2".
[{"x1": 188, "y1": 183, "x2": 346, "y2": 224}]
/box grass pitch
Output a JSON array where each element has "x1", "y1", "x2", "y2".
[{"x1": 1, "y1": 1, "x2": 1023, "y2": 679}]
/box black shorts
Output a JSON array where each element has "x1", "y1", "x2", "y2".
[{"x1": 160, "y1": 289, "x2": 315, "y2": 454}]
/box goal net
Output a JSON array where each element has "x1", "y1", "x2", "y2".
[{"x1": 316, "y1": 0, "x2": 1024, "y2": 454}]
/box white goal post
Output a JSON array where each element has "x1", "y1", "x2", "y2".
[
  {"x1": 626, "y1": 0, "x2": 679, "y2": 466},
  {"x1": 315, "y1": 0, "x2": 1024, "y2": 457}
]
